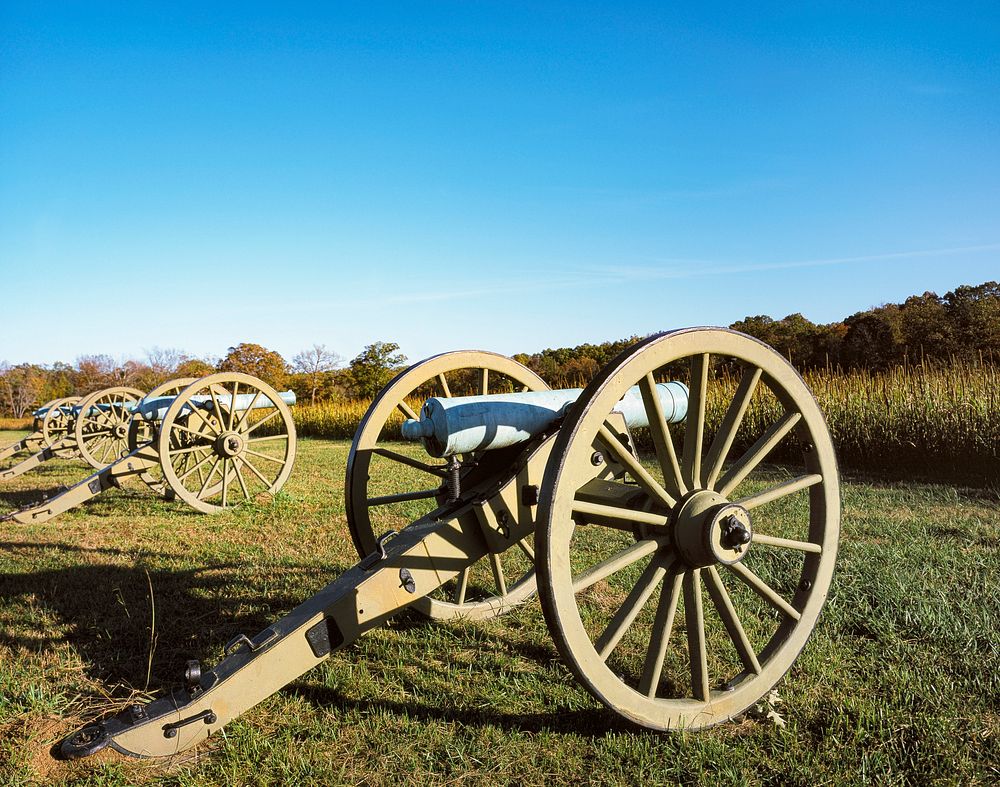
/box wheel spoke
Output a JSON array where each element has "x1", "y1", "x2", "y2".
[
  {"x1": 753, "y1": 532, "x2": 822, "y2": 554},
  {"x1": 639, "y1": 373, "x2": 686, "y2": 497},
  {"x1": 479, "y1": 368, "x2": 489, "y2": 396},
  {"x1": 453, "y1": 567, "x2": 470, "y2": 604},
  {"x1": 168, "y1": 422, "x2": 216, "y2": 441},
  {"x1": 572, "y1": 499, "x2": 669, "y2": 532},
  {"x1": 595, "y1": 557, "x2": 668, "y2": 660},
  {"x1": 735, "y1": 473, "x2": 822, "y2": 510},
  {"x1": 247, "y1": 434, "x2": 290, "y2": 444},
  {"x1": 597, "y1": 425, "x2": 677, "y2": 509},
  {"x1": 178, "y1": 450, "x2": 215, "y2": 482},
  {"x1": 704, "y1": 366, "x2": 762, "y2": 490},
  {"x1": 516, "y1": 538, "x2": 535, "y2": 561},
  {"x1": 572, "y1": 538, "x2": 665, "y2": 593},
  {"x1": 437, "y1": 373, "x2": 451, "y2": 398},
  {"x1": 704, "y1": 566, "x2": 761, "y2": 675},
  {"x1": 209, "y1": 385, "x2": 226, "y2": 427},
  {"x1": 489, "y1": 552, "x2": 508, "y2": 596},
  {"x1": 168, "y1": 442, "x2": 215, "y2": 456},
  {"x1": 198, "y1": 458, "x2": 222, "y2": 498},
  {"x1": 683, "y1": 569, "x2": 710, "y2": 701},
  {"x1": 682, "y1": 353, "x2": 709, "y2": 490},
  {"x1": 228, "y1": 382, "x2": 239, "y2": 431},
  {"x1": 639, "y1": 566, "x2": 683, "y2": 697},
  {"x1": 235, "y1": 390, "x2": 263, "y2": 432},
  {"x1": 186, "y1": 405, "x2": 223, "y2": 436},
  {"x1": 239, "y1": 454, "x2": 272, "y2": 487},
  {"x1": 371, "y1": 447, "x2": 447, "y2": 478},
  {"x1": 366, "y1": 488, "x2": 440, "y2": 506},
  {"x1": 716, "y1": 411, "x2": 802, "y2": 498},
  {"x1": 245, "y1": 448, "x2": 287, "y2": 465},
  {"x1": 727, "y1": 562, "x2": 801, "y2": 621},
  {"x1": 397, "y1": 401, "x2": 418, "y2": 421},
  {"x1": 221, "y1": 458, "x2": 230, "y2": 507},
  {"x1": 244, "y1": 409, "x2": 280, "y2": 436}
]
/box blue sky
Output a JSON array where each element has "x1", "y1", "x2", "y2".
[{"x1": 2, "y1": 2, "x2": 998, "y2": 367}]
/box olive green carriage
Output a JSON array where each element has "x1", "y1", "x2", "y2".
[
  {"x1": 61, "y1": 328, "x2": 839, "y2": 759},
  {"x1": 2, "y1": 373, "x2": 297, "y2": 523}
]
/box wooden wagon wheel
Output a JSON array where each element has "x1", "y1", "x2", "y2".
[
  {"x1": 42, "y1": 396, "x2": 83, "y2": 458},
  {"x1": 536, "y1": 328, "x2": 839, "y2": 730},
  {"x1": 75, "y1": 387, "x2": 146, "y2": 469},
  {"x1": 31, "y1": 399, "x2": 58, "y2": 432},
  {"x1": 127, "y1": 378, "x2": 198, "y2": 495},
  {"x1": 346, "y1": 350, "x2": 548, "y2": 621},
  {"x1": 158, "y1": 373, "x2": 296, "y2": 514}
]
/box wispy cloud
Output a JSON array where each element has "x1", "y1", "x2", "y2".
[
  {"x1": 292, "y1": 243, "x2": 1000, "y2": 311},
  {"x1": 582, "y1": 242, "x2": 1000, "y2": 281}
]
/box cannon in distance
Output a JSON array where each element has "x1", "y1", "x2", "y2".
[
  {"x1": 2, "y1": 374, "x2": 298, "y2": 523},
  {"x1": 60, "y1": 329, "x2": 839, "y2": 760}
]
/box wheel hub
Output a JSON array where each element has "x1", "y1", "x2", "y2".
[
  {"x1": 216, "y1": 431, "x2": 245, "y2": 457},
  {"x1": 112, "y1": 422, "x2": 128, "y2": 439},
  {"x1": 673, "y1": 490, "x2": 753, "y2": 568}
]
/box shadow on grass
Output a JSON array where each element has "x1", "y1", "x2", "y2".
[
  {"x1": 287, "y1": 681, "x2": 621, "y2": 738},
  {"x1": 0, "y1": 540, "x2": 343, "y2": 692},
  {"x1": 0, "y1": 539, "x2": 639, "y2": 739}
]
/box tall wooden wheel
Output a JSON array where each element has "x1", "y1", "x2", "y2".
[
  {"x1": 75, "y1": 388, "x2": 146, "y2": 469},
  {"x1": 42, "y1": 396, "x2": 82, "y2": 457},
  {"x1": 536, "y1": 328, "x2": 839, "y2": 730},
  {"x1": 158, "y1": 373, "x2": 296, "y2": 514},
  {"x1": 31, "y1": 399, "x2": 58, "y2": 432},
  {"x1": 127, "y1": 378, "x2": 197, "y2": 495},
  {"x1": 346, "y1": 351, "x2": 548, "y2": 621}
]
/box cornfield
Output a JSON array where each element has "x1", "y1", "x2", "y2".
[
  {"x1": 3, "y1": 364, "x2": 997, "y2": 483},
  {"x1": 289, "y1": 362, "x2": 1000, "y2": 484}
]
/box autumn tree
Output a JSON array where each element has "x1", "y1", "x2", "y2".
[
  {"x1": 292, "y1": 344, "x2": 344, "y2": 404},
  {"x1": 0, "y1": 363, "x2": 46, "y2": 417},
  {"x1": 348, "y1": 342, "x2": 407, "y2": 399},
  {"x1": 175, "y1": 357, "x2": 217, "y2": 378},
  {"x1": 218, "y1": 343, "x2": 288, "y2": 389},
  {"x1": 74, "y1": 355, "x2": 119, "y2": 393}
]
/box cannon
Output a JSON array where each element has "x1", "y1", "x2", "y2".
[
  {"x1": 0, "y1": 387, "x2": 145, "y2": 482},
  {"x1": 0, "y1": 398, "x2": 63, "y2": 461},
  {"x1": 0, "y1": 396, "x2": 82, "y2": 464},
  {"x1": 2, "y1": 373, "x2": 297, "y2": 523},
  {"x1": 60, "y1": 329, "x2": 839, "y2": 759}
]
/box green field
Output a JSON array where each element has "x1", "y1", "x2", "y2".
[{"x1": 0, "y1": 432, "x2": 997, "y2": 785}]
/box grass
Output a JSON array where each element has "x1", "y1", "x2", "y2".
[{"x1": 0, "y1": 430, "x2": 997, "y2": 785}]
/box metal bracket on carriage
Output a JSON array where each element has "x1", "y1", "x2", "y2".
[{"x1": 359, "y1": 530, "x2": 397, "y2": 570}]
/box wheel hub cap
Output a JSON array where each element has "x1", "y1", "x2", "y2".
[
  {"x1": 673, "y1": 490, "x2": 753, "y2": 568},
  {"x1": 216, "y1": 431, "x2": 245, "y2": 457}
]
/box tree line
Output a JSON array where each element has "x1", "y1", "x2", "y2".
[
  {"x1": 519, "y1": 280, "x2": 1000, "y2": 384},
  {"x1": 0, "y1": 341, "x2": 408, "y2": 417},
  {"x1": 2, "y1": 280, "x2": 997, "y2": 417}
]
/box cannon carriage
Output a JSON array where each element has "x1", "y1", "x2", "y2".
[
  {"x1": 2, "y1": 373, "x2": 297, "y2": 523},
  {"x1": 60, "y1": 328, "x2": 839, "y2": 759},
  {"x1": 0, "y1": 397, "x2": 63, "y2": 462}
]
